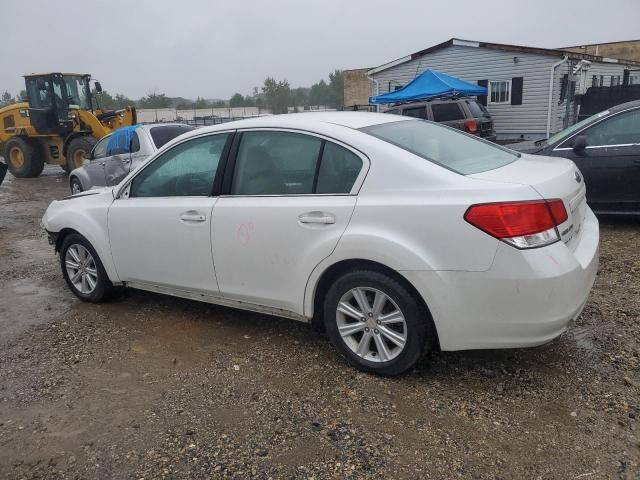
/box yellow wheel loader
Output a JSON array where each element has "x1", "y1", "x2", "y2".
[{"x1": 0, "y1": 73, "x2": 136, "y2": 177}]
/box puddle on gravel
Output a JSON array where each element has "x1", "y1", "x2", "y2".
[
  {"x1": 0, "y1": 278, "x2": 69, "y2": 344},
  {"x1": 571, "y1": 325, "x2": 596, "y2": 352}
]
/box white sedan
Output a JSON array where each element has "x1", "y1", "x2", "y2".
[{"x1": 42, "y1": 112, "x2": 599, "y2": 375}]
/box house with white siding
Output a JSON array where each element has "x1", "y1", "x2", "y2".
[{"x1": 366, "y1": 38, "x2": 640, "y2": 141}]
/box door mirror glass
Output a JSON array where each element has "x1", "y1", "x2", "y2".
[
  {"x1": 94, "y1": 81, "x2": 103, "y2": 93},
  {"x1": 572, "y1": 135, "x2": 588, "y2": 151}
]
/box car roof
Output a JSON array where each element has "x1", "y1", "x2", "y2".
[
  {"x1": 607, "y1": 99, "x2": 640, "y2": 114},
  {"x1": 135, "y1": 122, "x2": 195, "y2": 132},
  {"x1": 192, "y1": 111, "x2": 409, "y2": 134}
]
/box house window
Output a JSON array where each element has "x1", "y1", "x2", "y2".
[
  {"x1": 592, "y1": 75, "x2": 598, "y2": 87},
  {"x1": 488, "y1": 80, "x2": 511, "y2": 104},
  {"x1": 600, "y1": 75, "x2": 604, "y2": 86}
]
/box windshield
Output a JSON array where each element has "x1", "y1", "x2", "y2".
[
  {"x1": 360, "y1": 120, "x2": 518, "y2": 175},
  {"x1": 546, "y1": 109, "x2": 610, "y2": 145},
  {"x1": 63, "y1": 75, "x2": 91, "y2": 110}
]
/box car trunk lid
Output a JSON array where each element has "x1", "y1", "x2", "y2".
[{"x1": 469, "y1": 154, "x2": 587, "y2": 252}]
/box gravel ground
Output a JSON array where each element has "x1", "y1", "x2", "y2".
[{"x1": 0, "y1": 165, "x2": 639, "y2": 479}]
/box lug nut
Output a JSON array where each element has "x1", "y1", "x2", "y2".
[
  {"x1": 374, "y1": 329, "x2": 379, "y2": 334},
  {"x1": 364, "y1": 327, "x2": 370, "y2": 332},
  {"x1": 376, "y1": 319, "x2": 381, "y2": 325},
  {"x1": 367, "y1": 312, "x2": 373, "y2": 317},
  {"x1": 360, "y1": 317, "x2": 366, "y2": 322}
]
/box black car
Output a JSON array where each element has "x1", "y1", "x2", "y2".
[{"x1": 508, "y1": 100, "x2": 640, "y2": 215}]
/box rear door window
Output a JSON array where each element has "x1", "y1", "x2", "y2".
[
  {"x1": 431, "y1": 103, "x2": 465, "y2": 122},
  {"x1": 231, "y1": 131, "x2": 322, "y2": 195}
]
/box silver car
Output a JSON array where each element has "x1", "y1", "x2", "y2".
[{"x1": 69, "y1": 123, "x2": 195, "y2": 193}]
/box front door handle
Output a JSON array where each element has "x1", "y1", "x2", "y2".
[
  {"x1": 298, "y1": 211, "x2": 335, "y2": 224},
  {"x1": 179, "y1": 211, "x2": 206, "y2": 223}
]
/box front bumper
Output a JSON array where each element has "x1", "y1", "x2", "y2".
[{"x1": 402, "y1": 208, "x2": 599, "y2": 351}]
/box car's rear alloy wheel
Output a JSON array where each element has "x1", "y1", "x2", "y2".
[
  {"x1": 60, "y1": 233, "x2": 114, "y2": 302},
  {"x1": 336, "y1": 287, "x2": 407, "y2": 362},
  {"x1": 324, "y1": 269, "x2": 434, "y2": 375}
]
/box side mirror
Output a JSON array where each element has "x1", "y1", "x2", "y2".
[
  {"x1": 572, "y1": 135, "x2": 588, "y2": 152},
  {"x1": 94, "y1": 81, "x2": 103, "y2": 93}
]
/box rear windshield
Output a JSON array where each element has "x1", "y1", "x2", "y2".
[
  {"x1": 150, "y1": 125, "x2": 195, "y2": 149},
  {"x1": 360, "y1": 120, "x2": 518, "y2": 175},
  {"x1": 466, "y1": 100, "x2": 490, "y2": 118}
]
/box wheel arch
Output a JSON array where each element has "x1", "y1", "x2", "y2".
[
  {"x1": 307, "y1": 258, "x2": 440, "y2": 350},
  {"x1": 63, "y1": 132, "x2": 95, "y2": 157}
]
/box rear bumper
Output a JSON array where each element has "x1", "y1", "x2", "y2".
[{"x1": 402, "y1": 208, "x2": 599, "y2": 351}]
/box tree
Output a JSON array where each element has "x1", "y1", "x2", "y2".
[
  {"x1": 229, "y1": 93, "x2": 245, "y2": 108},
  {"x1": 194, "y1": 97, "x2": 209, "y2": 109},
  {"x1": 309, "y1": 79, "x2": 329, "y2": 107},
  {"x1": 92, "y1": 89, "x2": 134, "y2": 110},
  {"x1": 138, "y1": 90, "x2": 171, "y2": 109},
  {"x1": 328, "y1": 69, "x2": 344, "y2": 108},
  {"x1": 262, "y1": 77, "x2": 291, "y2": 114},
  {"x1": 0, "y1": 90, "x2": 13, "y2": 107}
]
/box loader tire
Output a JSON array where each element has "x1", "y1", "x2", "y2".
[
  {"x1": 66, "y1": 136, "x2": 96, "y2": 173},
  {"x1": 4, "y1": 137, "x2": 45, "y2": 178}
]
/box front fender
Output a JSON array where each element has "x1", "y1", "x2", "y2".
[
  {"x1": 41, "y1": 193, "x2": 120, "y2": 283},
  {"x1": 69, "y1": 167, "x2": 93, "y2": 191}
]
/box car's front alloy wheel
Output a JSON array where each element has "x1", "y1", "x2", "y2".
[
  {"x1": 60, "y1": 233, "x2": 114, "y2": 302},
  {"x1": 65, "y1": 244, "x2": 98, "y2": 294},
  {"x1": 324, "y1": 269, "x2": 434, "y2": 375}
]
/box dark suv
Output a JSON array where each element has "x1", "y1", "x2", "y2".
[{"x1": 383, "y1": 97, "x2": 496, "y2": 142}]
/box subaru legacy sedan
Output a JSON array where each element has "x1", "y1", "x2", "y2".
[{"x1": 42, "y1": 112, "x2": 599, "y2": 375}]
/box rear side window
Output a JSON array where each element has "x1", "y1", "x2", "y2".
[
  {"x1": 431, "y1": 103, "x2": 465, "y2": 122},
  {"x1": 315, "y1": 143, "x2": 363, "y2": 194},
  {"x1": 360, "y1": 120, "x2": 517, "y2": 175},
  {"x1": 150, "y1": 125, "x2": 196, "y2": 149},
  {"x1": 402, "y1": 106, "x2": 427, "y2": 120},
  {"x1": 231, "y1": 131, "x2": 363, "y2": 195}
]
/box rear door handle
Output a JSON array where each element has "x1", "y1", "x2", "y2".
[
  {"x1": 180, "y1": 211, "x2": 206, "y2": 223},
  {"x1": 298, "y1": 211, "x2": 335, "y2": 224}
]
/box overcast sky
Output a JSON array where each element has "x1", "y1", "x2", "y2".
[{"x1": 1, "y1": 0, "x2": 638, "y2": 100}]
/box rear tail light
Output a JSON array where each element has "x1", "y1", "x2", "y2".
[
  {"x1": 464, "y1": 199, "x2": 568, "y2": 249},
  {"x1": 464, "y1": 119, "x2": 478, "y2": 134}
]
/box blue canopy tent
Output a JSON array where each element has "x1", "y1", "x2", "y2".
[{"x1": 369, "y1": 69, "x2": 487, "y2": 105}]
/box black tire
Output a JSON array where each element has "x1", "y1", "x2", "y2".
[
  {"x1": 323, "y1": 269, "x2": 434, "y2": 376},
  {"x1": 60, "y1": 233, "x2": 114, "y2": 302},
  {"x1": 4, "y1": 137, "x2": 45, "y2": 178},
  {"x1": 66, "y1": 136, "x2": 96, "y2": 173},
  {"x1": 69, "y1": 176, "x2": 83, "y2": 194}
]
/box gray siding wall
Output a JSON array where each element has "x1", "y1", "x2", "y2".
[
  {"x1": 370, "y1": 45, "x2": 558, "y2": 140},
  {"x1": 371, "y1": 45, "x2": 637, "y2": 140}
]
